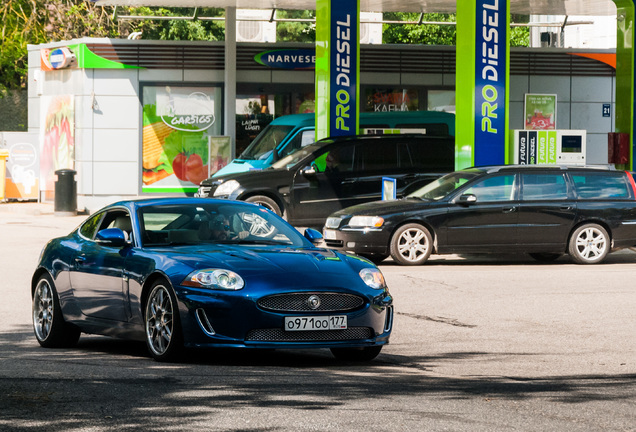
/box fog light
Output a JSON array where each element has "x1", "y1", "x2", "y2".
[{"x1": 347, "y1": 242, "x2": 356, "y2": 248}]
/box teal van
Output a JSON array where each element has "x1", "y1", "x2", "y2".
[{"x1": 214, "y1": 111, "x2": 455, "y2": 177}]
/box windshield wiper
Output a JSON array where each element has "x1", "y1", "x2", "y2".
[{"x1": 235, "y1": 239, "x2": 291, "y2": 246}]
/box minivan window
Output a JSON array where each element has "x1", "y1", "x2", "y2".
[
  {"x1": 521, "y1": 173, "x2": 568, "y2": 200},
  {"x1": 358, "y1": 140, "x2": 400, "y2": 171},
  {"x1": 270, "y1": 141, "x2": 329, "y2": 170},
  {"x1": 239, "y1": 125, "x2": 294, "y2": 160},
  {"x1": 313, "y1": 145, "x2": 355, "y2": 173},
  {"x1": 407, "y1": 137, "x2": 454, "y2": 171},
  {"x1": 571, "y1": 172, "x2": 632, "y2": 199}
]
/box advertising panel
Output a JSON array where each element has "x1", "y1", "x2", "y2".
[
  {"x1": 142, "y1": 86, "x2": 224, "y2": 193},
  {"x1": 513, "y1": 130, "x2": 585, "y2": 165},
  {"x1": 39, "y1": 95, "x2": 74, "y2": 201},
  {"x1": 1, "y1": 133, "x2": 40, "y2": 200},
  {"x1": 524, "y1": 94, "x2": 557, "y2": 130}
]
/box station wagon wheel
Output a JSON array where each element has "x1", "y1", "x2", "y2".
[
  {"x1": 32, "y1": 274, "x2": 80, "y2": 348},
  {"x1": 144, "y1": 279, "x2": 183, "y2": 361},
  {"x1": 330, "y1": 346, "x2": 382, "y2": 361},
  {"x1": 389, "y1": 223, "x2": 433, "y2": 265},
  {"x1": 568, "y1": 223, "x2": 609, "y2": 264}
]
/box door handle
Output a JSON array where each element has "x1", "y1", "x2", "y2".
[
  {"x1": 341, "y1": 179, "x2": 356, "y2": 185},
  {"x1": 560, "y1": 205, "x2": 573, "y2": 211},
  {"x1": 74, "y1": 256, "x2": 86, "y2": 264},
  {"x1": 502, "y1": 207, "x2": 516, "y2": 213}
]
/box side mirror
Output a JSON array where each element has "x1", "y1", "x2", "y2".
[
  {"x1": 304, "y1": 228, "x2": 323, "y2": 245},
  {"x1": 301, "y1": 166, "x2": 316, "y2": 176},
  {"x1": 457, "y1": 194, "x2": 478, "y2": 205},
  {"x1": 96, "y1": 228, "x2": 129, "y2": 247}
]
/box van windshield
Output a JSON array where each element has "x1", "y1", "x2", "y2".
[{"x1": 239, "y1": 125, "x2": 294, "y2": 160}]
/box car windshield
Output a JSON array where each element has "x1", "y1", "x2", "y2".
[
  {"x1": 408, "y1": 170, "x2": 483, "y2": 200},
  {"x1": 239, "y1": 125, "x2": 294, "y2": 160},
  {"x1": 138, "y1": 202, "x2": 307, "y2": 248},
  {"x1": 269, "y1": 141, "x2": 331, "y2": 170}
]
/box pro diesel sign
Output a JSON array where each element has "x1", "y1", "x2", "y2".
[{"x1": 474, "y1": 0, "x2": 508, "y2": 166}]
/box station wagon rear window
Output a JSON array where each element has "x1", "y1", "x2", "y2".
[{"x1": 571, "y1": 172, "x2": 632, "y2": 199}]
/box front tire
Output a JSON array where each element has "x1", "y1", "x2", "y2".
[
  {"x1": 144, "y1": 279, "x2": 183, "y2": 362},
  {"x1": 32, "y1": 274, "x2": 80, "y2": 348},
  {"x1": 389, "y1": 223, "x2": 433, "y2": 265},
  {"x1": 331, "y1": 346, "x2": 382, "y2": 362},
  {"x1": 568, "y1": 223, "x2": 609, "y2": 264},
  {"x1": 245, "y1": 195, "x2": 282, "y2": 217}
]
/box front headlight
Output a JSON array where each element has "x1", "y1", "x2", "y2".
[
  {"x1": 349, "y1": 216, "x2": 384, "y2": 228},
  {"x1": 359, "y1": 267, "x2": 386, "y2": 289},
  {"x1": 213, "y1": 180, "x2": 240, "y2": 197},
  {"x1": 182, "y1": 269, "x2": 245, "y2": 290}
]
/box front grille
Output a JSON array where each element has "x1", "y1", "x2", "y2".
[
  {"x1": 324, "y1": 240, "x2": 344, "y2": 248},
  {"x1": 258, "y1": 293, "x2": 365, "y2": 312},
  {"x1": 245, "y1": 327, "x2": 374, "y2": 342}
]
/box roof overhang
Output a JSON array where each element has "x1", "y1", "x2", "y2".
[{"x1": 92, "y1": 0, "x2": 617, "y2": 16}]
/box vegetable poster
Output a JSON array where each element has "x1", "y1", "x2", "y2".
[
  {"x1": 39, "y1": 95, "x2": 75, "y2": 200},
  {"x1": 142, "y1": 86, "x2": 224, "y2": 193},
  {"x1": 524, "y1": 94, "x2": 556, "y2": 130}
]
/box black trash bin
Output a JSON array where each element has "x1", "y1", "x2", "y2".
[{"x1": 54, "y1": 169, "x2": 77, "y2": 215}]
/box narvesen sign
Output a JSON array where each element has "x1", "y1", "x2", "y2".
[
  {"x1": 474, "y1": 0, "x2": 507, "y2": 166},
  {"x1": 255, "y1": 49, "x2": 316, "y2": 70}
]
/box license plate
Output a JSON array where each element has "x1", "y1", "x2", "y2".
[
  {"x1": 284, "y1": 315, "x2": 347, "y2": 331},
  {"x1": 323, "y1": 229, "x2": 337, "y2": 240}
]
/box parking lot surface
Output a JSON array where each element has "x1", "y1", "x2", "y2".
[{"x1": 1, "y1": 202, "x2": 635, "y2": 431}]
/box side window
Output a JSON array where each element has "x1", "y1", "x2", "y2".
[
  {"x1": 358, "y1": 140, "x2": 399, "y2": 171},
  {"x1": 281, "y1": 129, "x2": 316, "y2": 158},
  {"x1": 464, "y1": 174, "x2": 516, "y2": 202},
  {"x1": 79, "y1": 212, "x2": 104, "y2": 240},
  {"x1": 571, "y1": 172, "x2": 632, "y2": 199},
  {"x1": 407, "y1": 137, "x2": 454, "y2": 171},
  {"x1": 312, "y1": 145, "x2": 355, "y2": 173},
  {"x1": 99, "y1": 210, "x2": 133, "y2": 241},
  {"x1": 521, "y1": 173, "x2": 568, "y2": 200}
]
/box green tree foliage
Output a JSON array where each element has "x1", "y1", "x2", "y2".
[
  {"x1": 123, "y1": 7, "x2": 224, "y2": 41},
  {"x1": 382, "y1": 12, "x2": 529, "y2": 47},
  {"x1": 382, "y1": 13, "x2": 457, "y2": 45},
  {"x1": 276, "y1": 9, "x2": 315, "y2": 42},
  {"x1": 0, "y1": 0, "x2": 117, "y2": 91}
]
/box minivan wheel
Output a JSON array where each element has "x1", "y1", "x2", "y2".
[
  {"x1": 568, "y1": 223, "x2": 609, "y2": 264},
  {"x1": 389, "y1": 223, "x2": 433, "y2": 265},
  {"x1": 245, "y1": 195, "x2": 283, "y2": 217}
]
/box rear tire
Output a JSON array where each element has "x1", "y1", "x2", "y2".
[
  {"x1": 32, "y1": 274, "x2": 80, "y2": 348},
  {"x1": 330, "y1": 346, "x2": 382, "y2": 362},
  {"x1": 568, "y1": 223, "x2": 609, "y2": 264}
]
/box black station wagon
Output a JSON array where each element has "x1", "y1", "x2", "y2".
[{"x1": 323, "y1": 165, "x2": 636, "y2": 265}]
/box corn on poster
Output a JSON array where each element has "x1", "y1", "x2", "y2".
[
  {"x1": 142, "y1": 86, "x2": 223, "y2": 193},
  {"x1": 39, "y1": 95, "x2": 75, "y2": 201}
]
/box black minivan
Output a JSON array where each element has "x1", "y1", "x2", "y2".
[{"x1": 196, "y1": 134, "x2": 454, "y2": 227}]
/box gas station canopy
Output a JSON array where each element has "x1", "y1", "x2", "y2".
[{"x1": 94, "y1": 0, "x2": 617, "y2": 16}]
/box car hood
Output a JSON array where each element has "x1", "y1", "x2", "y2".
[
  {"x1": 330, "y1": 197, "x2": 440, "y2": 218},
  {"x1": 154, "y1": 245, "x2": 368, "y2": 284},
  {"x1": 203, "y1": 167, "x2": 291, "y2": 187}
]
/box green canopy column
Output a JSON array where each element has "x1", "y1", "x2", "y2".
[
  {"x1": 315, "y1": 0, "x2": 360, "y2": 140},
  {"x1": 614, "y1": 1, "x2": 635, "y2": 169},
  {"x1": 456, "y1": 0, "x2": 511, "y2": 169}
]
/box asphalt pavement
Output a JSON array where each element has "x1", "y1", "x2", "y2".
[{"x1": 1, "y1": 201, "x2": 635, "y2": 431}]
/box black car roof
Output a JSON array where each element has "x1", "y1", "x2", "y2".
[{"x1": 476, "y1": 164, "x2": 618, "y2": 174}]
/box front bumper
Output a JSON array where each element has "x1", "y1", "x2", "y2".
[
  {"x1": 175, "y1": 286, "x2": 393, "y2": 350},
  {"x1": 323, "y1": 227, "x2": 391, "y2": 256}
]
